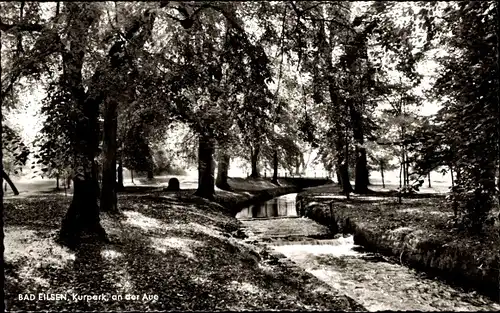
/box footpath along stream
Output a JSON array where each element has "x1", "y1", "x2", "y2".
[{"x1": 237, "y1": 193, "x2": 500, "y2": 311}]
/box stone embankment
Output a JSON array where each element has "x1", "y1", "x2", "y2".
[{"x1": 296, "y1": 185, "x2": 500, "y2": 302}]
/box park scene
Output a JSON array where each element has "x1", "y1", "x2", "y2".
[{"x1": 1, "y1": 1, "x2": 499, "y2": 311}]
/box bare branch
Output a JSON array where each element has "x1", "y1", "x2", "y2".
[{"x1": 0, "y1": 21, "x2": 44, "y2": 33}]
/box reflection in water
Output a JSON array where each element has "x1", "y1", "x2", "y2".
[{"x1": 236, "y1": 193, "x2": 298, "y2": 219}]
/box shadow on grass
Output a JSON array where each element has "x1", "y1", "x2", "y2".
[
  {"x1": 4, "y1": 195, "x2": 72, "y2": 229},
  {"x1": 4, "y1": 191, "x2": 364, "y2": 311}
]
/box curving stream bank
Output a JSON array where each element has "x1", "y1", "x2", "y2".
[{"x1": 238, "y1": 193, "x2": 500, "y2": 311}]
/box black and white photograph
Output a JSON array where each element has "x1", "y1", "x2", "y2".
[{"x1": 1, "y1": 1, "x2": 499, "y2": 311}]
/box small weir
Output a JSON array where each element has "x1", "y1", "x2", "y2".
[{"x1": 237, "y1": 193, "x2": 500, "y2": 312}]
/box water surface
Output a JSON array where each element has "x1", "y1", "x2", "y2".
[{"x1": 236, "y1": 193, "x2": 298, "y2": 219}]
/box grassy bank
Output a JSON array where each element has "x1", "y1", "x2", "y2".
[
  {"x1": 4, "y1": 179, "x2": 362, "y2": 311},
  {"x1": 122, "y1": 177, "x2": 330, "y2": 216},
  {"x1": 296, "y1": 184, "x2": 500, "y2": 302}
]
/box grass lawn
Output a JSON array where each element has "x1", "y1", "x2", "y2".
[
  {"x1": 4, "y1": 183, "x2": 363, "y2": 311},
  {"x1": 297, "y1": 184, "x2": 500, "y2": 301}
]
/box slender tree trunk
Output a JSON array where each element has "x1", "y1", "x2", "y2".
[
  {"x1": 215, "y1": 150, "x2": 231, "y2": 190},
  {"x1": 56, "y1": 175, "x2": 60, "y2": 191},
  {"x1": 405, "y1": 151, "x2": 410, "y2": 187},
  {"x1": 131, "y1": 169, "x2": 134, "y2": 184},
  {"x1": 450, "y1": 167, "x2": 454, "y2": 188},
  {"x1": 250, "y1": 144, "x2": 260, "y2": 178},
  {"x1": 2, "y1": 170, "x2": 19, "y2": 195},
  {"x1": 117, "y1": 157, "x2": 124, "y2": 191},
  {"x1": 194, "y1": 132, "x2": 215, "y2": 200},
  {"x1": 100, "y1": 98, "x2": 118, "y2": 213},
  {"x1": 428, "y1": 172, "x2": 431, "y2": 188},
  {"x1": 272, "y1": 149, "x2": 279, "y2": 184},
  {"x1": 380, "y1": 163, "x2": 385, "y2": 189},
  {"x1": 147, "y1": 169, "x2": 154, "y2": 180},
  {"x1": 398, "y1": 162, "x2": 403, "y2": 204},
  {"x1": 0, "y1": 29, "x2": 5, "y2": 312},
  {"x1": 401, "y1": 149, "x2": 406, "y2": 189}
]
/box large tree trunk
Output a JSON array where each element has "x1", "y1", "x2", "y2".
[
  {"x1": 2, "y1": 170, "x2": 19, "y2": 195},
  {"x1": 272, "y1": 149, "x2": 279, "y2": 184},
  {"x1": 250, "y1": 144, "x2": 260, "y2": 178},
  {"x1": 215, "y1": 150, "x2": 231, "y2": 190},
  {"x1": 60, "y1": 160, "x2": 106, "y2": 248},
  {"x1": 354, "y1": 146, "x2": 369, "y2": 194},
  {"x1": 336, "y1": 163, "x2": 352, "y2": 194},
  {"x1": 328, "y1": 86, "x2": 352, "y2": 194},
  {"x1": 100, "y1": 98, "x2": 118, "y2": 213},
  {"x1": 117, "y1": 157, "x2": 124, "y2": 191},
  {"x1": 194, "y1": 133, "x2": 215, "y2": 200},
  {"x1": 58, "y1": 4, "x2": 107, "y2": 247},
  {"x1": 147, "y1": 169, "x2": 154, "y2": 180},
  {"x1": 348, "y1": 99, "x2": 369, "y2": 194}
]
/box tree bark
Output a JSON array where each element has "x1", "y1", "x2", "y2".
[
  {"x1": 354, "y1": 146, "x2": 369, "y2": 194},
  {"x1": 147, "y1": 169, "x2": 154, "y2": 180},
  {"x1": 117, "y1": 157, "x2": 124, "y2": 191},
  {"x1": 2, "y1": 170, "x2": 19, "y2": 195},
  {"x1": 100, "y1": 98, "x2": 118, "y2": 213},
  {"x1": 250, "y1": 144, "x2": 260, "y2": 178},
  {"x1": 348, "y1": 98, "x2": 369, "y2": 194},
  {"x1": 215, "y1": 150, "x2": 231, "y2": 190},
  {"x1": 272, "y1": 149, "x2": 279, "y2": 184},
  {"x1": 60, "y1": 160, "x2": 106, "y2": 248},
  {"x1": 336, "y1": 163, "x2": 352, "y2": 194},
  {"x1": 194, "y1": 132, "x2": 215, "y2": 200}
]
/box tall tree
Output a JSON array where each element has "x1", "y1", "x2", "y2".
[{"x1": 431, "y1": 1, "x2": 498, "y2": 231}]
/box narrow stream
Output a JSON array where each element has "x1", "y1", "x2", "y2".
[
  {"x1": 237, "y1": 193, "x2": 500, "y2": 312},
  {"x1": 236, "y1": 193, "x2": 298, "y2": 219}
]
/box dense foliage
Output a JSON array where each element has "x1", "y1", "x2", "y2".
[{"x1": 1, "y1": 1, "x2": 498, "y2": 247}]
